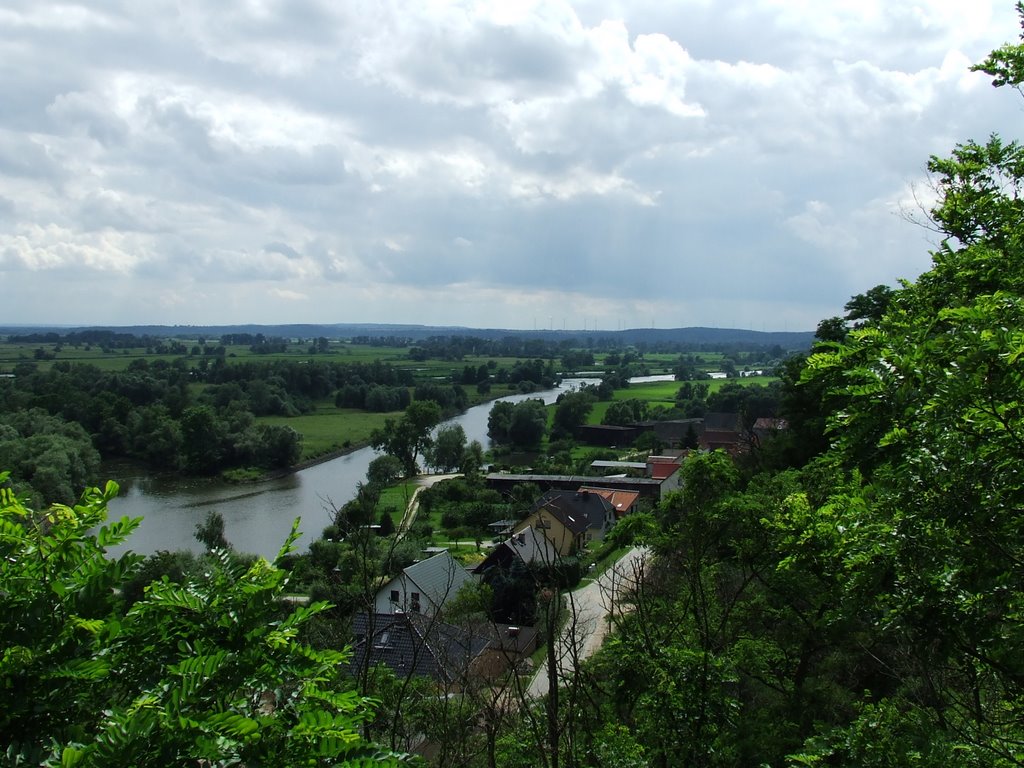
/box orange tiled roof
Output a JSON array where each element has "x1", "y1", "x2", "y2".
[{"x1": 577, "y1": 487, "x2": 640, "y2": 517}]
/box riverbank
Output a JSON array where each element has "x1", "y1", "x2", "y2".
[
  {"x1": 107, "y1": 378, "x2": 596, "y2": 559},
  {"x1": 255, "y1": 383, "x2": 538, "y2": 482},
  {"x1": 259, "y1": 442, "x2": 367, "y2": 481}
]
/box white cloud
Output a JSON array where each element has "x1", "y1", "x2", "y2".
[
  {"x1": 0, "y1": 223, "x2": 146, "y2": 272},
  {"x1": 269, "y1": 287, "x2": 308, "y2": 301},
  {"x1": 0, "y1": 0, "x2": 1021, "y2": 329}
]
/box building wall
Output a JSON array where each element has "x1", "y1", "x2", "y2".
[
  {"x1": 520, "y1": 510, "x2": 578, "y2": 557},
  {"x1": 374, "y1": 573, "x2": 433, "y2": 616}
]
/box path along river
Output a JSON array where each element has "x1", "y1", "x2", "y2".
[{"x1": 105, "y1": 379, "x2": 600, "y2": 559}]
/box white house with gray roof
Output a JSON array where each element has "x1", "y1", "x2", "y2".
[{"x1": 373, "y1": 550, "x2": 475, "y2": 618}]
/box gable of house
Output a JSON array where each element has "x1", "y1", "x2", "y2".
[
  {"x1": 475, "y1": 525, "x2": 560, "y2": 575},
  {"x1": 578, "y1": 486, "x2": 640, "y2": 518},
  {"x1": 523, "y1": 489, "x2": 616, "y2": 552},
  {"x1": 374, "y1": 550, "x2": 475, "y2": 617},
  {"x1": 520, "y1": 507, "x2": 581, "y2": 556}
]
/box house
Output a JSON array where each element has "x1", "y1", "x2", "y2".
[
  {"x1": 474, "y1": 525, "x2": 560, "y2": 574},
  {"x1": 589, "y1": 457, "x2": 681, "y2": 498},
  {"x1": 522, "y1": 489, "x2": 615, "y2": 554},
  {"x1": 485, "y1": 472, "x2": 664, "y2": 501},
  {"x1": 646, "y1": 455, "x2": 683, "y2": 493},
  {"x1": 577, "y1": 486, "x2": 641, "y2": 518},
  {"x1": 351, "y1": 612, "x2": 492, "y2": 685},
  {"x1": 473, "y1": 526, "x2": 557, "y2": 625},
  {"x1": 589, "y1": 460, "x2": 648, "y2": 476},
  {"x1": 486, "y1": 518, "x2": 519, "y2": 541},
  {"x1": 373, "y1": 550, "x2": 475, "y2": 618},
  {"x1": 700, "y1": 412, "x2": 746, "y2": 454}
]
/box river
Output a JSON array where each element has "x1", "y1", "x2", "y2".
[{"x1": 106, "y1": 379, "x2": 599, "y2": 559}]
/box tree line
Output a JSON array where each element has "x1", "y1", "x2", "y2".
[{"x1": 0, "y1": 356, "x2": 419, "y2": 501}]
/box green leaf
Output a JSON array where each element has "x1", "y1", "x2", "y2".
[{"x1": 60, "y1": 745, "x2": 85, "y2": 767}]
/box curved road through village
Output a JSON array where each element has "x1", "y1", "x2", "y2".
[
  {"x1": 528, "y1": 546, "x2": 649, "y2": 698},
  {"x1": 398, "y1": 474, "x2": 649, "y2": 698}
]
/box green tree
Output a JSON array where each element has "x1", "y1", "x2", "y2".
[
  {"x1": 508, "y1": 399, "x2": 548, "y2": 448},
  {"x1": 602, "y1": 398, "x2": 648, "y2": 426},
  {"x1": 552, "y1": 390, "x2": 595, "y2": 438},
  {"x1": 194, "y1": 510, "x2": 230, "y2": 550},
  {"x1": 487, "y1": 400, "x2": 514, "y2": 443},
  {"x1": 0, "y1": 409, "x2": 100, "y2": 507},
  {"x1": 180, "y1": 405, "x2": 224, "y2": 473},
  {"x1": 367, "y1": 454, "x2": 405, "y2": 486},
  {"x1": 0, "y1": 475, "x2": 404, "y2": 766},
  {"x1": 793, "y1": 18, "x2": 1024, "y2": 757},
  {"x1": 258, "y1": 423, "x2": 303, "y2": 468},
  {"x1": 843, "y1": 283, "x2": 895, "y2": 327},
  {"x1": 426, "y1": 423, "x2": 467, "y2": 472},
  {"x1": 460, "y1": 439, "x2": 485, "y2": 476},
  {"x1": 370, "y1": 400, "x2": 442, "y2": 476},
  {"x1": 487, "y1": 399, "x2": 548, "y2": 447}
]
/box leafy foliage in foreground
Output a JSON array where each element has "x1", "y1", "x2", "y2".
[{"x1": 0, "y1": 475, "x2": 409, "y2": 767}]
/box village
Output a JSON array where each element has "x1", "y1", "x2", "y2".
[{"x1": 345, "y1": 407, "x2": 790, "y2": 757}]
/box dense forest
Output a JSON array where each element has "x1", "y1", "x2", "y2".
[{"x1": 0, "y1": 353, "x2": 521, "y2": 505}]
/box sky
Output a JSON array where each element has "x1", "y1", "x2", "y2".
[{"x1": 1, "y1": 1, "x2": 1022, "y2": 332}]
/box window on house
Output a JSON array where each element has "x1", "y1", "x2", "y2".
[
  {"x1": 410, "y1": 592, "x2": 421, "y2": 612},
  {"x1": 390, "y1": 589, "x2": 400, "y2": 603}
]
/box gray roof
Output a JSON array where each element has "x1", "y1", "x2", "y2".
[
  {"x1": 703, "y1": 412, "x2": 743, "y2": 432},
  {"x1": 474, "y1": 525, "x2": 560, "y2": 573},
  {"x1": 351, "y1": 612, "x2": 491, "y2": 683},
  {"x1": 505, "y1": 525, "x2": 559, "y2": 566},
  {"x1": 402, "y1": 550, "x2": 475, "y2": 608},
  {"x1": 590, "y1": 460, "x2": 648, "y2": 470},
  {"x1": 532, "y1": 489, "x2": 614, "y2": 535}
]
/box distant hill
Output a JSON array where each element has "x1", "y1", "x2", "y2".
[{"x1": 0, "y1": 323, "x2": 815, "y2": 350}]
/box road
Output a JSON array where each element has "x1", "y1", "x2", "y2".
[
  {"x1": 396, "y1": 473, "x2": 462, "y2": 539},
  {"x1": 528, "y1": 546, "x2": 649, "y2": 698},
  {"x1": 395, "y1": 476, "x2": 648, "y2": 699}
]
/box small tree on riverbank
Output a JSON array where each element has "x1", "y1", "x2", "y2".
[{"x1": 370, "y1": 400, "x2": 442, "y2": 476}]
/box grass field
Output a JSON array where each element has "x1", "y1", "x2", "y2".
[
  {"x1": 258, "y1": 404, "x2": 397, "y2": 460},
  {"x1": 0, "y1": 338, "x2": 549, "y2": 387},
  {"x1": 375, "y1": 482, "x2": 419, "y2": 528},
  {"x1": 618, "y1": 376, "x2": 777, "y2": 401},
  {"x1": 585, "y1": 376, "x2": 778, "y2": 425}
]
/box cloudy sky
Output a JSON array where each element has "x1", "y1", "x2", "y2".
[{"x1": 1, "y1": 1, "x2": 1021, "y2": 332}]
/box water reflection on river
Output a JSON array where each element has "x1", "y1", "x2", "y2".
[{"x1": 107, "y1": 379, "x2": 599, "y2": 559}]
